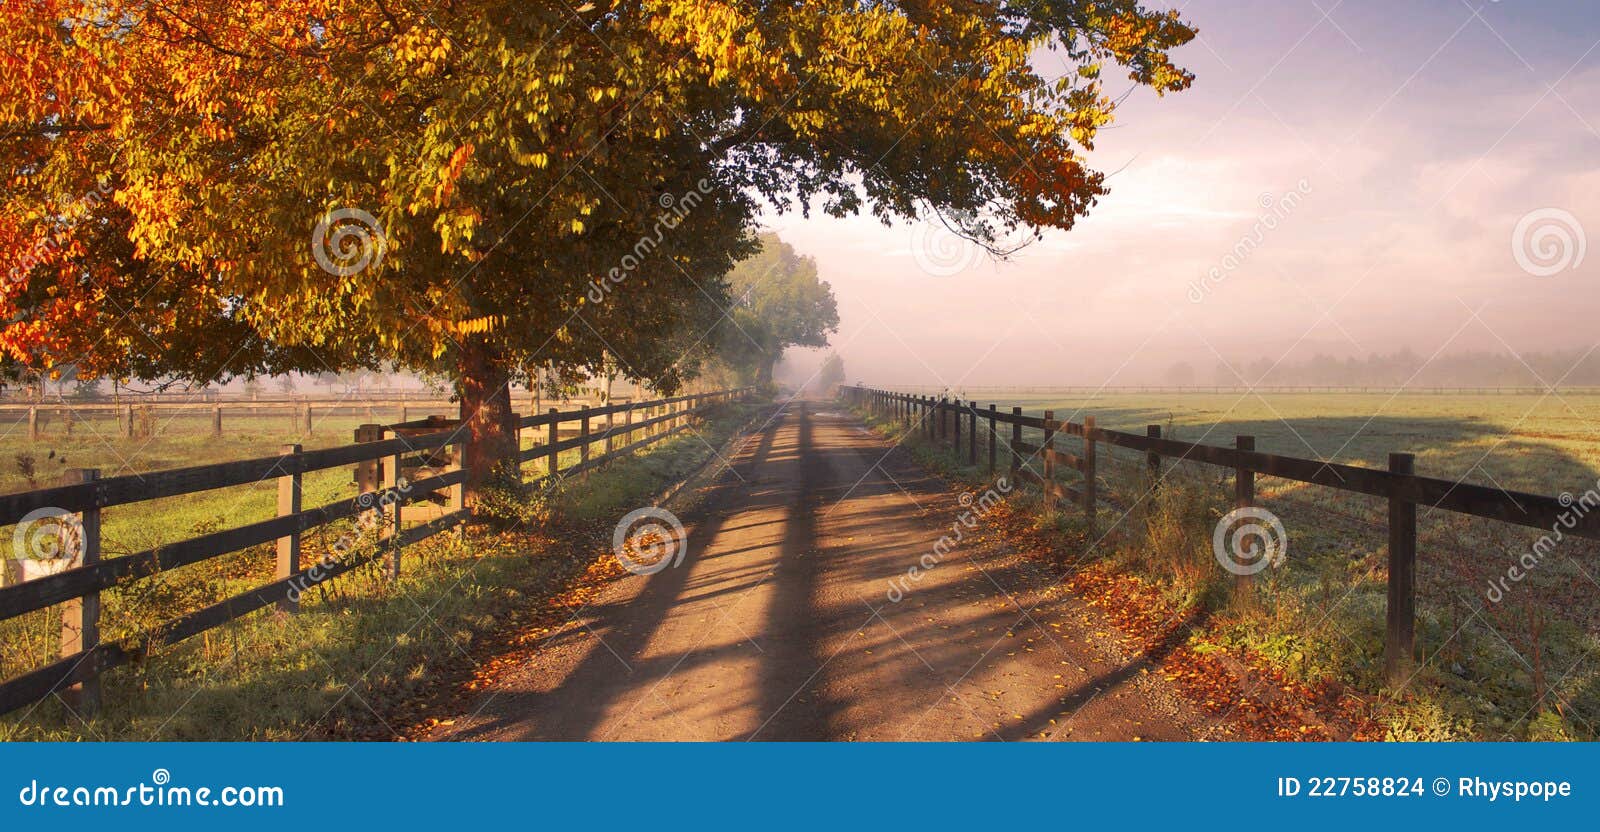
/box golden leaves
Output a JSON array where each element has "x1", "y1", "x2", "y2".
[{"x1": 0, "y1": 0, "x2": 1192, "y2": 385}]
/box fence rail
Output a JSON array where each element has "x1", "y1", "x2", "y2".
[
  {"x1": 0, "y1": 387, "x2": 752, "y2": 718},
  {"x1": 0, "y1": 396, "x2": 636, "y2": 441},
  {"x1": 844, "y1": 385, "x2": 1596, "y2": 689}
]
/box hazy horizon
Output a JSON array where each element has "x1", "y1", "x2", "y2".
[{"x1": 769, "y1": 0, "x2": 1600, "y2": 390}]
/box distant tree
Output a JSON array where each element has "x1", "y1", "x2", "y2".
[
  {"x1": 276, "y1": 376, "x2": 295, "y2": 395},
  {"x1": 336, "y1": 370, "x2": 369, "y2": 395},
  {"x1": 69, "y1": 376, "x2": 103, "y2": 400},
  {"x1": 1164, "y1": 361, "x2": 1195, "y2": 387},
  {"x1": 816, "y1": 353, "x2": 846, "y2": 395},
  {"x1": 718, "y1": 235, "x2": 839, "y2": 386}
]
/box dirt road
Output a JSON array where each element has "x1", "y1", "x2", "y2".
[{"x1": 430, "y1": 402, "x2": 1204, "y2": 741}]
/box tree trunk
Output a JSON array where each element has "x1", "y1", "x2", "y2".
[
  {"x1": 458, "y1": 336, "x2": 520, "y2": 507},
  {"x1": 756, "y1": 356, "x2": 776, "y2": 388}
]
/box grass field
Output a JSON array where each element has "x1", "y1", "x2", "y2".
[
  {"x1": 0, "y1": 402, "x2": 609, "y2": 567},
  {"x1": 865, "y1": 390, "x2": 1600, "y2": 740},
  {"x1": 968, "y1": 390, "x2": 1600, "y2": 495}
]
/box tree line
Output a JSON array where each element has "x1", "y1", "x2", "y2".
[{"x1": 1167, "y1": 349, "x2": 1600, "y2": 388}]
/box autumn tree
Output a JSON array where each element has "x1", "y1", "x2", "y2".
[{"x1": 1, "y1": 0, "x2": 1194, "y2": 501}]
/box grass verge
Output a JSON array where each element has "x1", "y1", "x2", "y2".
[{"x1": 852, "y1": 402, "x2": 1593, "y2": 741}]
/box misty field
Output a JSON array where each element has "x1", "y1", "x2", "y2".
[{"x1": 887, "y1": 390, "x2": 1600, "y2": 739}]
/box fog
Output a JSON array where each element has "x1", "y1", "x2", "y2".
[{"x1": 768, "y1": 0, "x2": 1600, "y2": 390}]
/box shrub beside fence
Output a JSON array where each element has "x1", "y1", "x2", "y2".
[
  {"x1": 843, "y1": 385, "x2": 1600, "y2": 690},
  {"x1": 0, "y1": 387, "x2": 752, "y2": 717}
]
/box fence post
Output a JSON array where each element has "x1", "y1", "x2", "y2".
[
  {"x1": 1042, "y1": 410, "x2": 1056, "y2": 511},
  {"x1": 123, "y1": 405, "x2": 135, "y2": 439},
  {"x1": 276, "y1": 445, "x2": 303, "y2": 613},
  {"x1": 440, "y1": 431, "x2": 464, "y2": 525},
  {"x1": 1146, "y1": 425, "x2": 1162, "y2": 485},
  {"x1": 1083, "y1": 416, "x2": 1097, "y2": 536},
  {"x1": 624, "y1": 402, "x2": 634, "y2": 448},
  {"x1": 1010, "y1": 407, "x2": 1022, "y2": 473},
  {"x1": 212, "y1": 404, "x2": 223, "y2": 438},
  {"x1": 379, "y1": 429, "x2": 403, "y2": 578},
  {"x1": 952, "y1": 398, "x2": 962, "y2": 454},
  {"x1": 546, "y1": 408, "x2": 560, "y2": 480},
  {"x1": 389, "y1": 440, "x2": 405, "y2": 578},
  {"x1": 1385, "y1": 452, "x2": 1417, "y2": 689},
  {"x1": 988, "y1": 404, "x2": 997, "y2": 474},
  {"x1": 579, "y1": 412, "x2": 591, "y2": 470},
  {"x1": 1232, "y1": 435, "x2": 1256, "y2": 591},
  {"x1": 1234, "y1": 435, "x2": 1255, "y2": 509},
  {"x1": 303, "y1": 404, "x2": 314, "y2": 437},
  {"x1": 27, "y1": 406, "x2": 38, "y2": 441},
  {"x1": 354, "y1": 424, "x2": 383, "y2": 527},
  {"x1": 58, "y1": 468, "x2": 101, "y2": 716},
  {"x1": 967, "y1": 405, "x2": 978, "y2": 466}
]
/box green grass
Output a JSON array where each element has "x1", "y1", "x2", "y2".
[
  {"x1": 858, "y1": 392, "x2": 1600, "y2": 741},
  {"x1": 0, "y1": 402, "x2": 759, "y2": 741},
  {"x1": 971, "y1": 390, "x2": 1600, "y2": 494},
  {"x1": 0, "y1": 406, "x2": 644, "y2": 573}
]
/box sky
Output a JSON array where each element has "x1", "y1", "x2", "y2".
[{"x1": 766, "y1": 0, "x2": 1600, "y2": 389}]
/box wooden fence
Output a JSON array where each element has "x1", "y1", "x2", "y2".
[
  {"x1": 0, "y1": 387, "x2": 752, "y2": 717},
  {"x1": 0, "y1": 397, "x2": 647, "y2": 442},
  {"x1": 844, "y1": 386, "x2": 1600, "y2": 689}
]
